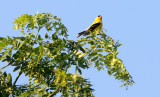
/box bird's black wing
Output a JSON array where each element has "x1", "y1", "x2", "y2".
[
  {"x1": 88, "y1": 22, "x2": 101, "y2": 31},
  {"x1": 77, "y1": 22, "x2": 101, "y2": 38}
]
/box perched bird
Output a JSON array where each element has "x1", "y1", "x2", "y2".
[{"x1": 77, "y1": 15, "x2": 103, "y2": 38}]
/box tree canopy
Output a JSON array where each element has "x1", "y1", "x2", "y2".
[{"x1": 0, "y1": 12, "x2": 134, "y2": 96}]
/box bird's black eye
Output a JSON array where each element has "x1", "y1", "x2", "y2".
[{"x1": 98, "y1": 15, "x2": 101, "y2": 17}]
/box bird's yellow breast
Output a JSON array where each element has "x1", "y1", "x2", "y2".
[{"x1": 92, "y1": 23, "x2": 102, "y2": 34}]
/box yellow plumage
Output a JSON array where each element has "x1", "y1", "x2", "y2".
[{"x1": 77, "y1": 15, "x2": 103, "y2": 38}]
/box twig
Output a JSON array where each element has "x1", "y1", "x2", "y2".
[
  {"x1": 1, "y1": 64, "x2": 10, "y2": 69},
  {"x1": 13, "y1": 70, "x2": 22, "y2": 86},
  {"x1": 34, "y1": 27, "x2": 41, "y2": 41},
  {"x1": 48, "y1": 87, "x2": 60, "y2": 97}
]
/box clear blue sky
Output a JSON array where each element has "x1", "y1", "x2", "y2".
[{"x1": 1, "y1": 0, "x2": 160, "y2": 97}]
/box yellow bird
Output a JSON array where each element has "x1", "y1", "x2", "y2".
[{"x1": 77, "y1": 15, "x2": 103, "y2": 38}]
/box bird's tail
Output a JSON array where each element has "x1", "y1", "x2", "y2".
[
  {"x1": 77, "y1": 31, "x2": 85, "y2": 38},
  {"x1": 77, "y1": 30, "x2": 90, "y2": 38}
]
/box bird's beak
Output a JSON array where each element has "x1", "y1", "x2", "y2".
[{"x1": 100, "y1": 16, "x2": 102, "y2": 19}]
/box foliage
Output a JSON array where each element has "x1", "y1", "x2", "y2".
[
  {"x1": 0, "y1": 71, "x2": 12, "y2": 97},
  {"x1": 0, "y1": 12, "x2": 134, "y2": 96}
]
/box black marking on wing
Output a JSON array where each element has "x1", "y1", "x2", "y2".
[
  {"x1": 77, "y1": 30, "x2": 90, "y2": 38},
  {"x1": 88, "y1": 22, "x2": 101, "y2": 31}
]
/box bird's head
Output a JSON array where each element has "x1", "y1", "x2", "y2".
[{"x1": 96, "y1": 15, "x2": 102, "y2": 21}]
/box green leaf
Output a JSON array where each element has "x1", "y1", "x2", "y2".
[
  {"x1": 18, "y1": 41, "x2": 25, "y2": 49},
  {"x1": 99, "y1": 58, "x2": 104, "y2": 62},
  {"x1": 79, "y1": 45, "x2": 85, "y2": 53},
  {"x1": 78, "y1": 53, "x2": 87, "y2": 58},
  {"x1": 75, "y1": 51, "x2": 82, "y2": 55},
  {"x1": 90, "y1": 45, "x2": 96, "y2": 48},
  {"x1": 3, "y1": 71, "x2": 7, "y2": 78},
  {"x1": 76, "y1": 66, "x2": 82, "y2": 75},
  {"x1": 95, "y1": 60, "x2": 99, "y2": 66},
  {"x1": 108, "y1": 70, "x2": 112, "y2": 76},
  {"x1": 98, "y1": 54, "x2": 104, "y2": 58},
  {"x1": 97, "y1": 49, "x2": 104, "y2": 52},
  {"x1": 45, "y1": 33, "x2": 48, "y2": 38},
  {"x1": 13, "y1": 66, "x2": 21, "y2": 72},
  {"x1": 38, "y1": 35, "x2": 42, "y2": 40},
  {"x1": 7, "y1": 73, "x2": 12, "y2": 86},
  {"x1": 52, "y1": 34, "x2": 58, "y2": 40},
  {"x1": 91, "y1": 56, "x2": 98, "y2": 62},
  {"x1": 89, "y1": 51, "x2": 98, "y2": 57},
  {"x1": 0, "y1": 37, "x2": 4, "y2": 41}
]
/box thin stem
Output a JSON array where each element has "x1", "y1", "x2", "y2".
[
  {"x1": 13, "y1": 70, "x2": 22, "y2": 86},
  {"x1": 48, "y1": 87, "x2": 60, "y2": 97},
  {"x1": 1, "y1": 64, "x2": 10, "y2": 69},
  {"x1": 35, "y1": 29, "x2": 40, "y2": 38},
  {"x1": 34, "y1": 27, "x2": 41, "y2": 41}
]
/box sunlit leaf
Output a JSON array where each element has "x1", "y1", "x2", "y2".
[{"x1": 78, "y1": 53, "x2": 87, "y2": 58}]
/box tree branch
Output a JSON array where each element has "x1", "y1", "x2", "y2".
[
  {"x1": 1, "y1": 64, "x2": 10, "y2": 69},
  {"x1": 48, "y1": 87, "x2": 60, "y2": 97},
  {"x1": 13, "y1": 70, "x2": 22, "y2": 86},
  {"x1": 34, "y1": 26, "x2": 41, "y2": 42}
]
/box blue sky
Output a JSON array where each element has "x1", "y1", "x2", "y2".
[{"x1": 1, "y1": 0, "x2": 160, "y2": 97}]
